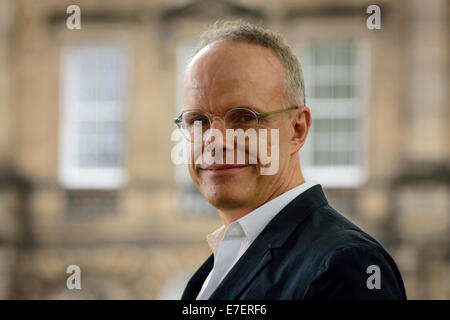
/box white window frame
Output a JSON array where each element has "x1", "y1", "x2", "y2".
[
  {"x1": 298, "y1": 38, "x2": 371, "y2": 188},
  {"x1": 59, "y1": 44, "x2": 130, "y2": 189}
]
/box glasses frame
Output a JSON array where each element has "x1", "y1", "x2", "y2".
[{"x1": 174, "y1": 105, "x2": 299, "y2": 140}]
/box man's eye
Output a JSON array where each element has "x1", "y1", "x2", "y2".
[
  {"x1": 237, "y1": 113, "x2": 255, "y2": 122},
  {"x1": 241, "y1": 115, "x2": 254, "y2": 122},
  {"x1": 187, "y1": 116, "x2": 208, "y2": 126}
]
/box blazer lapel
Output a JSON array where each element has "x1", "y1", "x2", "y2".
[
  {"x1": 209, "y1": 184, "x2": 328, "y2": 300},
  {"x1": 181, "y1": 254, "x2": 214, "y2": 300},
  {"x1": 209, "y1": 236, "x2": 274, "y2": 300}
]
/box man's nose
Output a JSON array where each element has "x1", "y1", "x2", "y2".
[{"x1": 204, "y1": 117, "x2": 226, "y2": 147}]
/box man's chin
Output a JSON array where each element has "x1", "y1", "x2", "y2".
[
  {"x1": 201, "y1": 189, "x2": 250, "y2": 210},
  {"x1": 196, "y1": 165, "x2": 257, "y2": 209}
]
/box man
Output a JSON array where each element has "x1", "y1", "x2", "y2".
[{"x1": 176, "y1": 20, "x2": 406, "y2": 300}]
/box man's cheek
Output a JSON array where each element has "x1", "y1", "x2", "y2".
[
  {"x1": 187, "y1": 164, "x2": 199, "y2": 183},
  {"x1": 185, "y1": 141, "x2": 203, "y2": 164}
]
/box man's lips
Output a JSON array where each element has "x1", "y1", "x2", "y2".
[
  {"x1": 200, "y1": 164, "x2": 249, "y2": 170},
  {"x1": 198, "y1": 164, "x2": 250, "y2": 175}
]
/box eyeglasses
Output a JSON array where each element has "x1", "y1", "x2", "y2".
[{"x1": 174, "y1": 106, "x2": 298, "y2": 141}]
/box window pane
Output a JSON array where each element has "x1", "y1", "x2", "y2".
[
  {"x1": 313, "y1": 119, "x2": 332, "y2": 132},
  {"x1": 78, "y1": 121, "x2": 123, "y2": 168},
  {"x1": 61, "y1": 45, "x2": 127, "y2": 189},
  {"x1": 313, "y1": 151, "x2": 333, "y2": 165},
  {"x1": 315, "y1": 85, "x2": 333, "y2": 98},
  {"x1": 77, "y1": 48, "x2": 125, "y2": 102},
  {"x1": 333, "y1": 151, "x2": 354, "y2": 166},
  {"x1": 334, "y1": 118, "x2": 356, "y2": 132},
  {"x1": 314, "y1": 43, "x2": 332, "y2": 65},
  {"x1": 303, "y1": 40, "x2": 362, "y2": 169},
  {"x1": 334, "y1": 41, "x2": 355, "y2": 65}
]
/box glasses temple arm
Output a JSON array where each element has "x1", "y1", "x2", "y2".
[{"x1": 258, "y1": 106, "x2": 299, "y2": 119}]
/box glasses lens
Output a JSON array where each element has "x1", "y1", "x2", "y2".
[
  {"x1": 225, "y1": 109, "x2": 257, "y2": 130},
  {"x1": 181, "y1": 111, "x2": 210, "y2": 140}
]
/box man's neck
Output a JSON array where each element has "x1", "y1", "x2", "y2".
[{"x1": 218, "y1": 174, "x2": 305, "y2": 227}]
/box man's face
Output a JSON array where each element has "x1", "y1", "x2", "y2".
[{"x1": 183, "y1": 41, "x2": 296, "y2": 214}]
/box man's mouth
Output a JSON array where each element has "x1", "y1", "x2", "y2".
[{"x1": 199, "y1": 164, "x2": 250, "y2": 175}]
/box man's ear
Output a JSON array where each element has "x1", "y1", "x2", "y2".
[{"x1": 290, "y1": 106, "x2": 311, "y2": 154}]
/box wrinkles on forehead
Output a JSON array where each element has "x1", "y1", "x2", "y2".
[{"x1": 183, "y1": 41, "x2": 286, "y2": 114}]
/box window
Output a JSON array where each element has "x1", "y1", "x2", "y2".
[
  {"x1": 59, "y1": 45, "x2": 129, "y2": 189},
  {"x1": 174, "y1": 41, "x2": 216, "y2": 216},
  {"x1": 300, "y1": 40, "x2": 369, "y2": 187}
]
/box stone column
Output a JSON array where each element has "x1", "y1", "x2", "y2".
[
  {"x1": 403, "y1": 0, "x2": 448, "y2": 162},
  {"x1": 394, "y1": 0, "x2": 449, "y2": 299},
  {"x1": 0, "y1": 0, "x2": 15, "y2": 164}
]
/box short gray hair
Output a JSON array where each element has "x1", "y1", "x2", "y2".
[{"x1": 193, "y1": 20, "x2": 306, "y2": 107}]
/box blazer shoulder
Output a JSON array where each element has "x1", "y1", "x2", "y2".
[
  {"x1": 290, "y1": 204, "x2": 407, "y2": 299},
  {"x1": 286, "y1": 202, "x2": 402, "y2": 278},
  {"x1": 295, "y1": 203, "x2": 384, "y2": 253}
]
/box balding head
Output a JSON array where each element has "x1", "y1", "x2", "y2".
[
  {"x1": 184, "y1": 41, "x2": 286, "y2": 115},
  {"x1": 190, "y1": 20, "x2": 306, "y2": 107}
]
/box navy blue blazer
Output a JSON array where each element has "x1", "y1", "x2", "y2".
[{"x1": 181, "y1": 185, "x2": 407, "y2": 300}]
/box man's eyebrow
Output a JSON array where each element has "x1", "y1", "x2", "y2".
[{"x1": 229, "y1": 105, "x2": 265, "y2": 113}]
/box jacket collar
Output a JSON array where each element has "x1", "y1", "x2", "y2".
[
  {"x1": 181, "y1": 253, "x2": 214, "y2": 300},
  {"x1": 181, "y1": 184, "x2": 328, "y2": 300}
]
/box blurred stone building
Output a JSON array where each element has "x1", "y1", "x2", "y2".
[{"x1": 0, "y1": 0, "x2": 448, "y2": 299}]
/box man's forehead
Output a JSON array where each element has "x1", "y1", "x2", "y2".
[
  {"x1": 186, "y1": 41, "x2": 285, "y2": 83},
  {"x1": 183, "y1": 41, "x2": 287, "y2": 113}
]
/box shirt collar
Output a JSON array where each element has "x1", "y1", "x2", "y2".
[
  {"x1": 237, "y1": 181, "x2": 319, "y2": 243},
  {"x1": 206, "y1": 225, "x2": 225, "y2": 255},
  {"x1": 205, "y1": 181, "x2": 319, "y2": 252}
]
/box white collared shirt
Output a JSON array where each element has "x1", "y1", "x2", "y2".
[{"x1": 196, "y1": 181, "x2": 319, "y2": 300}]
